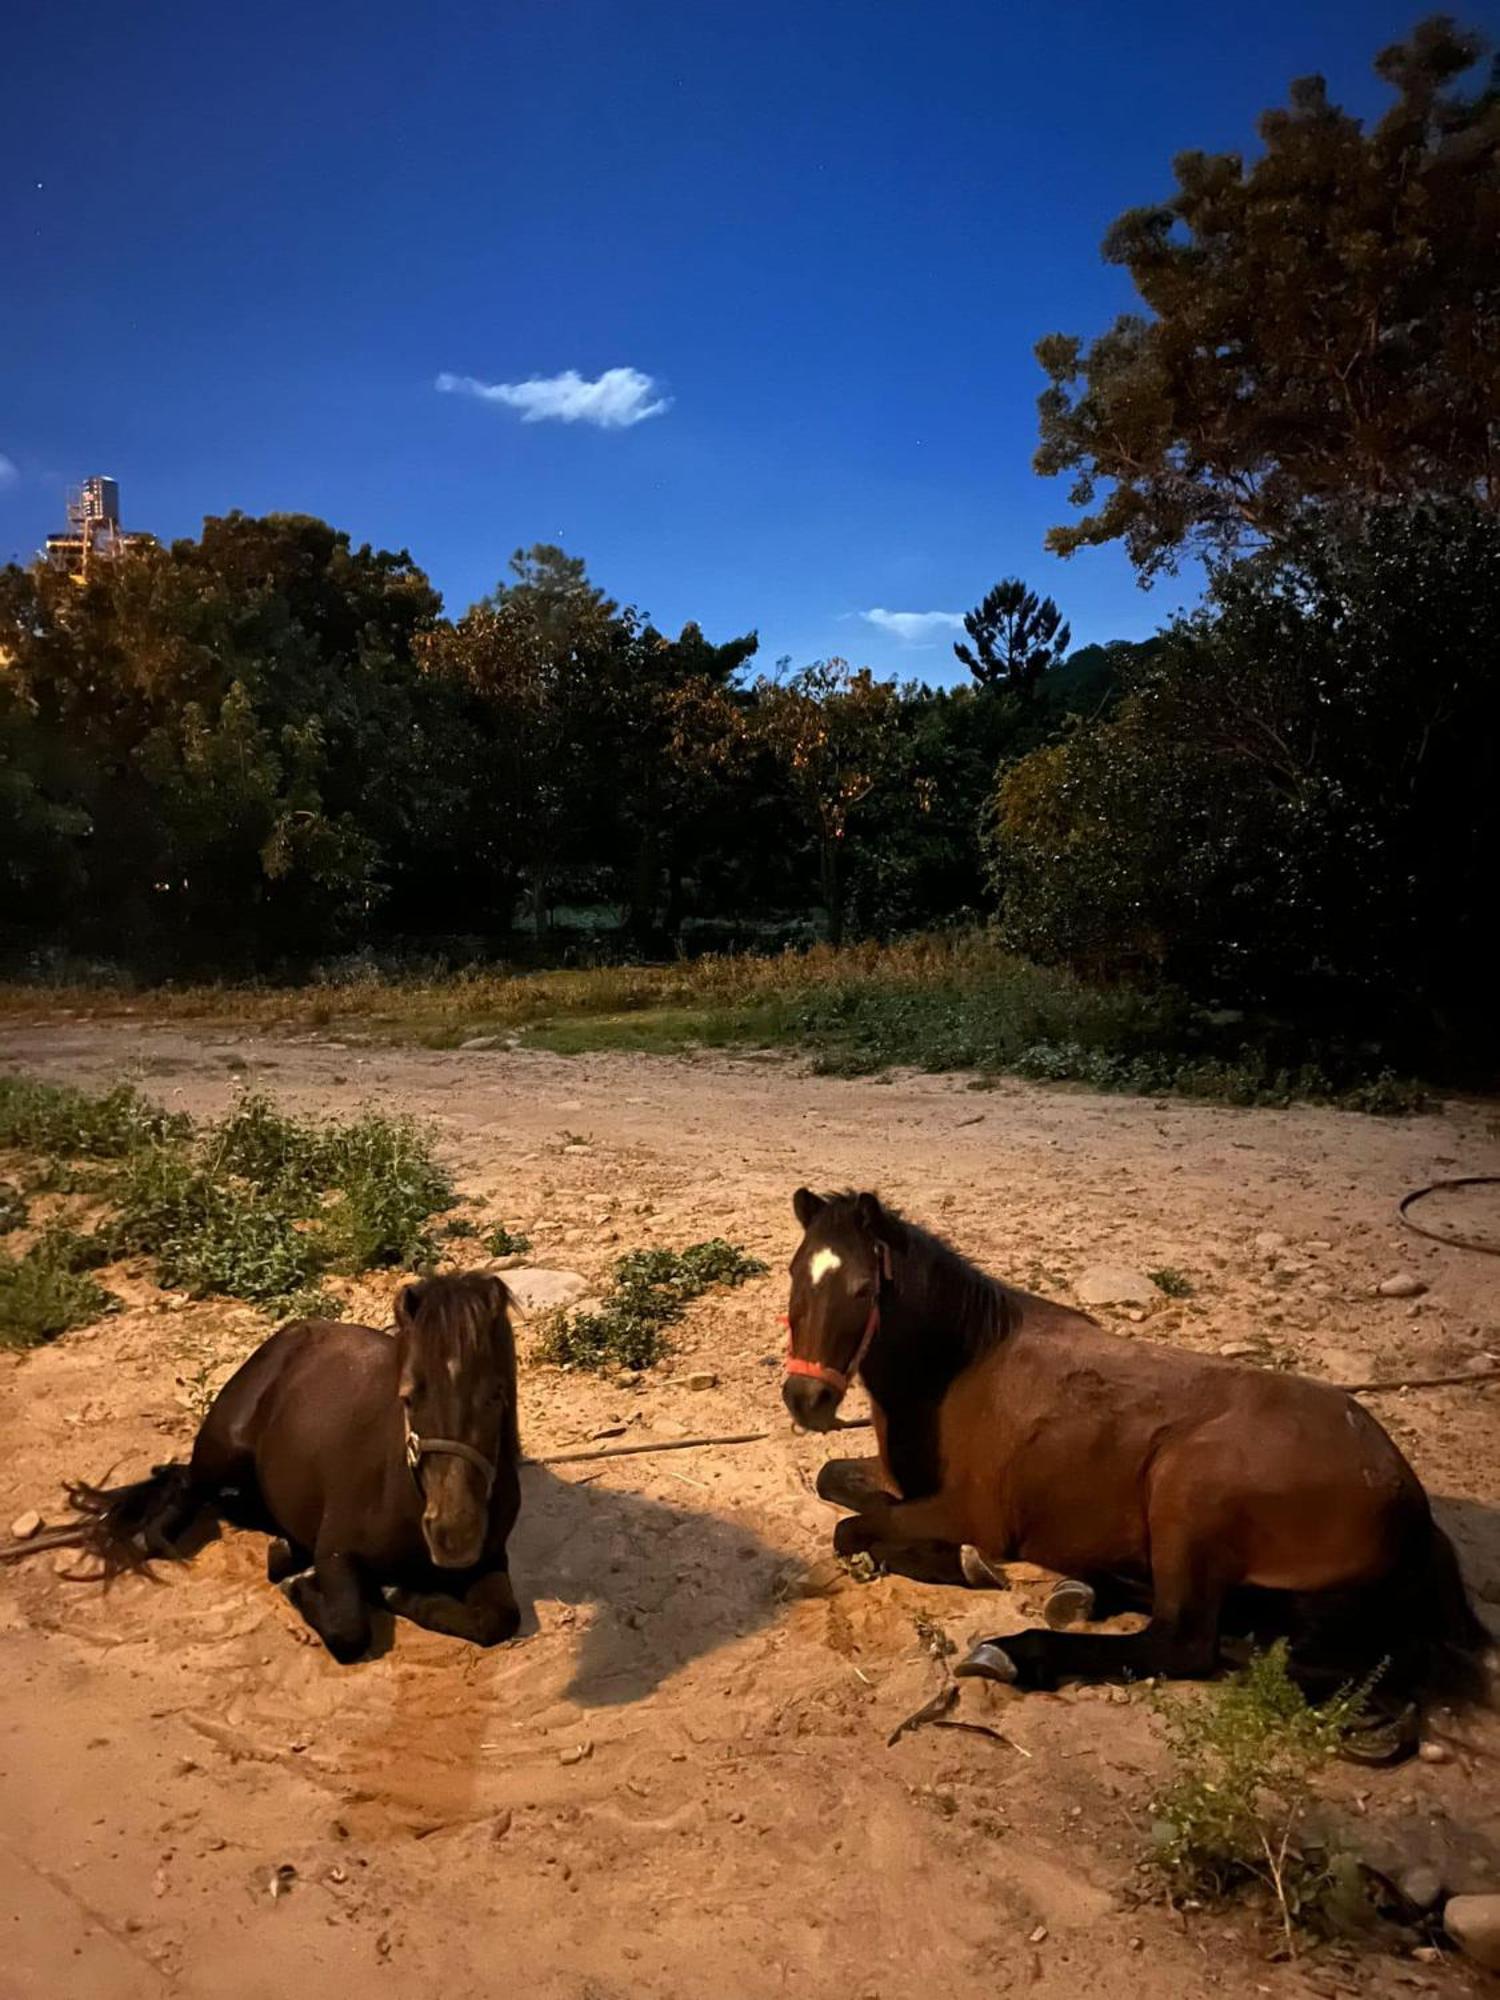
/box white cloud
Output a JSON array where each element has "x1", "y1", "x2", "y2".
[
  {"x1": 0, "y1": 454, "x2": 18, "y2": 490},
  {"x1": 436, "y1": 366, "x2": 670, "y2": 429},
  {"x1": 861, "y1": 607, "x2": 964, "y2": 645}
]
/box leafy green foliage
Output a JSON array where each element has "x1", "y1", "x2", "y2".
[
  {"x1": 987, "y1": 501, "x2": 1500, "y2": 1060},
  {"x1": 0, "y1": 1073, "x2": 189, "y2": 1157},
  {"x1": 1035, "y1": 19, "x2": 1500, "y2": 575},
  {"x1": 0, "y1": 1224, "x2": 118, "y2": 1348},
  {"x1": 107, "y1": 1091, "x2": 456, "y2": 1307},
  {"x1": 538, "y1": 1237, "x2": 766, "y2": 1373},
  {"x1": 1147, "y1": 1644, "x2": 1376, "y2": 1939},
  {"x1": 483, "y1": 1221, "x2": 532, "y2": 1257},
  {"x1": 1148, "y1": 1267, "x2": 1194, "y2": 1298}
]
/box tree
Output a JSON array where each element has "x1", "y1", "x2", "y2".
[
  {"x1": 986, "y1": 499, "x2": 1500, "y2": 1054},
  {"x1": 1035, "y1": 17, "x2": 1500, "y2": 577},
  {"x1": 753, "y1": 661, "x2": 902, "y2": 945},
  {"x1": 954, "y1": 579, "x2": 1071, "y2": 698}
]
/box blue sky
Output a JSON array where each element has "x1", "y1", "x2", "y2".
[{"x1": 0, "y1": 0, "x2": 1458, "y2": 679}]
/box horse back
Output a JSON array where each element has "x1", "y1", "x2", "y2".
[{"x1": 196, "y1": 1318, "x2": 412, "y2": 1558}]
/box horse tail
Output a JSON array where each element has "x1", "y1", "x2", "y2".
[{"x1": 57, "y1": 1463, "x2": 201, "y2": 1579}]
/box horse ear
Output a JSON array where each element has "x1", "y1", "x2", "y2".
[
  {"x1": 792, "y1": 1187, "x2": 825, "y2": 1228},
  {"x1": 484, "y1": 1275, "x2": 514, "y2": 1322},
  {"x1": 395, "y1": 1281, "x2": 427, "y2": 1327},
  {"x1": 856, "y1": 1191, "x2": 906, "y2": 1250}
]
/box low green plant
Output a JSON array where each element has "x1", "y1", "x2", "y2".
[
  {"x1": 1147, "y1": 1643, "x2": 1375, "y2": 1943},
  {"x1": 442, "y1": 1215, "x2": 480, "y2": 1239},
  {"x1": 484, "y1": 1221, "x2": 532, "y2": 1257},
  {"x1": 538, "y1": 1237, "x2": 766, "y2": 1372},
  {"x1": 0, "y1": 1224, "x2": 118, "y2": 1347},
  {"x1": 0, "y1": 1072, "x2": 190, "y2": 1157},
  {"x1": 1148, "y1": 1266, "x2": 1194, "y2": 1298},
  {"x1": 105, "y1": 1089, "x2": 457, "y2": 1310}
]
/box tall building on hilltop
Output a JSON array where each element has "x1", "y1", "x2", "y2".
[{"x1": 44, "y1": 476, "x2": 155, "y2": 579}]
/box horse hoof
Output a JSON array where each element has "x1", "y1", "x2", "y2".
[
  {"x1": 960, "y1": 1546, "x2": 1008, "y2": 1590},
  {"x1": 1044, "y1": 1579, "x2": 1096, "y2": 1629},
  {"x1": 954, "y1": 1641, "x2": 1019, "y2": 1685},
  {"x1": 1338, "y1": 1702, "x2": 1419, "y2": 1767}
]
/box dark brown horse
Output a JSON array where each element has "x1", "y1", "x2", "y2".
[
  {"x1": 784, "y1": 1189, "x2": 1489, "y2": 1711},
  {"x1": 65, "y1": 1272, "x2": 522, "y2": 1661}
]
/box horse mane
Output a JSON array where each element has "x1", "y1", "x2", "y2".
[
  {"x1": 404, "y1": 1272, "x2": 521, "y2": 1461},
  {"x1": 822, "y1": 1192, "x2": 1011, "y2": 1368}
]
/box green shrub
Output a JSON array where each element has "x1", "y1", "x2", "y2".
[
  {"x1": 1147, "y1": 1643, "x2": 1374, "y2": 1941},
  {"x1": 1148, "y1": 1267, "x2": 1194, "y2": 1298},
  {"x1": 0, "y1": 1224, "x2": 118, "y2": 1347},
  {"x1": 0, "y1": 1073, "x2": 190, "y2": 1158},
  {"x1": 539, "y1": 1237, "x2": 766, "y2": 1372},
  {"x1": 484, "y1": 1221, "x2": 532, "y2": 1257}
]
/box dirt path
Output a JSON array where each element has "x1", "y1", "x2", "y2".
[{"x1": 2, "y1": 1024, "x2": 1498, "y2": 2000}]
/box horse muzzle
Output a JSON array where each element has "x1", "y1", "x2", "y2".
[{"x1": 782, "y1": 1371, "x2": 843, "y2": 1432}]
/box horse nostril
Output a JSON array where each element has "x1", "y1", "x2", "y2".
[{"x1": 783, "y1": 1374, "x2": 837, "y2": 1431}]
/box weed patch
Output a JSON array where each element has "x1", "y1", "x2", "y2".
[
  {"x1": 0, "y1": 1224, "x2": 118, "y2": 1348},
  {"x1": 484, "y1": 1221, "x2": 532, "y2": 1257},
  {"x1": 538, "y1": 1237, "x2": 766, "y2": 1372},
  {"x1": 0, "y1": 1182, "x2": 25, "y2": 1235},
  {"x1": 1148, "y1": 1266, "x2": 1194, "y2": 1298},
  {"x1": 0, "y1": 1073, "x2": 190, "y2": 1157},
  {"x1": 1146, "y1": 1643, "x2": 1375, "y2": 1942}
]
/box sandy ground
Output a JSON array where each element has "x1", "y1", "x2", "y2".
[{"x1": 2, "y1": 1022, "x2": 1499, "y2": 2000}]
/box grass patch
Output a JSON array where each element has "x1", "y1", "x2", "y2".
[
  {"x1": 1147, "y1": 1643, "x2": 1375, "y2": 1943},
  {"x1": 0, "y1": 1224, "x2": 118, "y2": 1348},
  {"x1": 538, "y1": 1237, "x2": 766, "y2": 1373},
  {"x1": 0, "y1": 936, "x2": 1435, "y2": 1112},
  {"x1": 1148, "y1": 1266, "x2": 1194, "y2": 1298}
]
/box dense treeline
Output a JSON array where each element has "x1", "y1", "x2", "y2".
[
  {"x1": 2, "y1": 16, "x2": 1496, "y2": 1075},
  {"x1": 0, "y1": 517, "x2": 1129, "y2": 968}
]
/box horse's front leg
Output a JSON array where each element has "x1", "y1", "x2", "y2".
[
  {"x1": 830, "y1": 1489, "x2": 967, "y2": 1557},
  {"x1": 385, "y1": 1564, "x2": 520, "y2": 1646},
  {"x1": 284, "y1": 1550, "x2": 373, "y2": 1664}
]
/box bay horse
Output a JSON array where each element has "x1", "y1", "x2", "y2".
[
  {"x1": 784, "y1": 1189, "x2": 1489, "y2": 1717},
  {"x1": 63, "y1": 1272, "x2": 522, "y2": 1661}
]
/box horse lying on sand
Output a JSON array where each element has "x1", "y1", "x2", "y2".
[
  {"x1": 63, "y1": 1272, "x2": 522, "y2": 1661},
  {"x1": 783, "y1": 1189, "x2": 1489, "y2": 1735}
]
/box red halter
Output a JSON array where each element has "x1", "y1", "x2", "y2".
[{"x1": 782, "y1": 1301, "x2": 879, "y2": 1395}]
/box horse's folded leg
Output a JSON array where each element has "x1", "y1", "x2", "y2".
[
  {"x1": 286, "y1": 1551, "x2": 371, "y2": 1664},
  {"x1": 386, "y1": 1569, "x2": 520, "y2": 1646}
]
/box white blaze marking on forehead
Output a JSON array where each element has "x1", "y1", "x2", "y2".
[{"x1": 809, "y1": 1249, "x2": 843, "y2": 1286}]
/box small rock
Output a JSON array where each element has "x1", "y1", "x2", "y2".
[
  {"x1": 1304, "y1": 1240, "x2": 1333, "y2": 1253},
  {"x1": 1075, "y1": 1265, "x2": 1156, "y2": 1308},
  {"x1": 559, "y1": 1741, "x2": 593, "y2": 1767},
  {"x1": 268, "y1": 1863, "x2": 296, "y2": 1900},
  {"x1": 502, "y1": 1268, "x2": 590, "y2": 1313},
  {"x1": 1411, "y1": 1945, "x2": 1442, "y2": 1964},
  {"x1": 1028, "y1": 1924, "x2": 1048, "y2": 1945},
  {"x1": 1378, "y1": 1274, "x2": 1428, "y2": 1300},
  {"x1": 9, "y1": 1510, "x2": 42, "y2": 1540},
  {"x1": 53, "y1": 1547, "x2": 82, "y2": 1577},
  {"x1": 1254, "y1": 1231, "x2": 1288, "y2": 1257},
  {"x1": 1444, "y1": 1894, "x2": 1500, "y2": 1973},
  {"x1": 458, "y1": 1034, "x2": 501, "y2": 1051},
  {"x1": 1219, "y1": 1341, "x2": 1263, "y2": 1361},
  {"x1": 491, "y1": 1809, "x2": 513, "y2": 1841},
  {"x1": 1399, "y1": 1865, "x2": 1445, "y2": 1913},
  {"x1": 684, "y1": 1371, "x2": 718, "y2": 1391},
  {"x1": 614, "y1": 1369, "x2": 643, "y2": 1390},
  {"x1": 1418, "y1": 1740, "x2": 1453, "y2": 1765}
]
